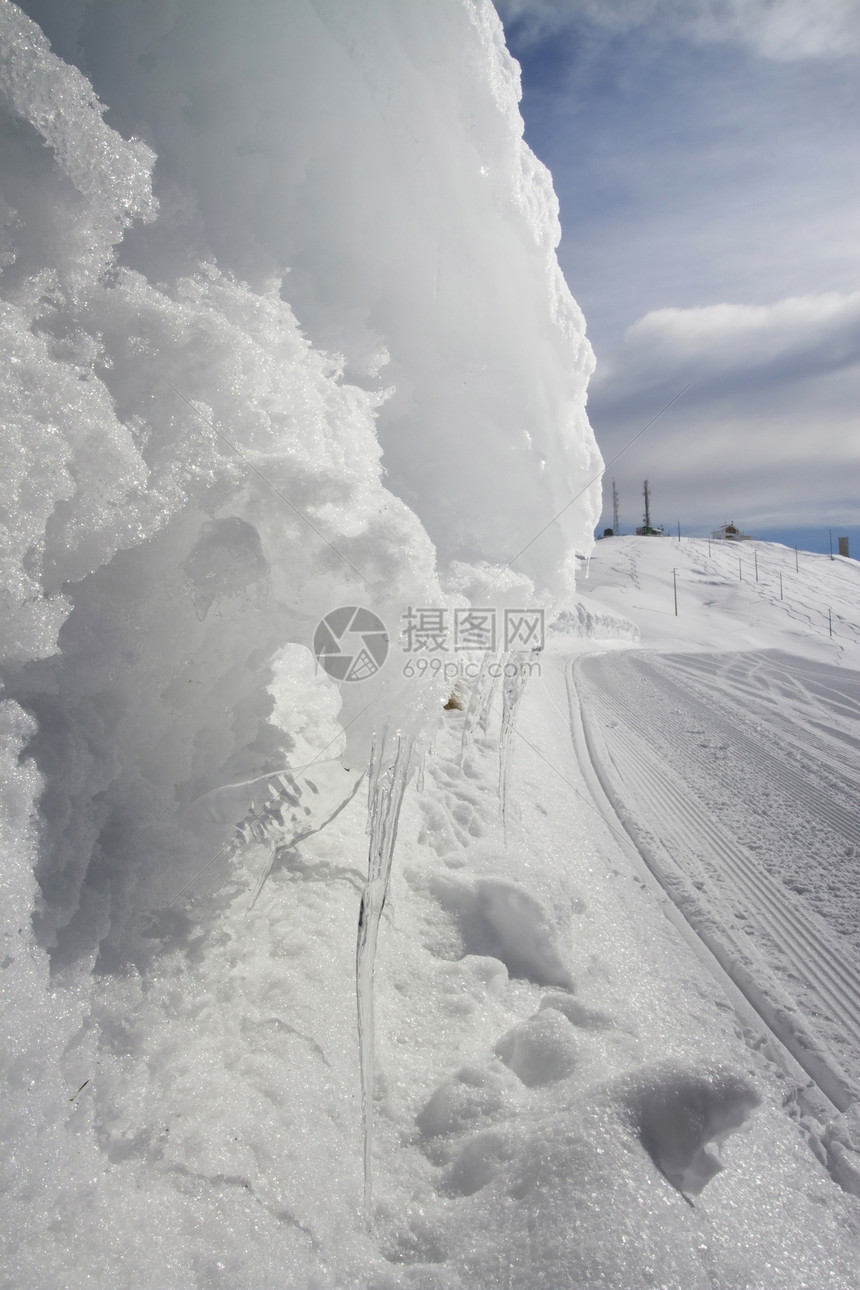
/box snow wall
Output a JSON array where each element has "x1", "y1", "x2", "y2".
[
  {"x1": 2, "y1": 0, "x2": 600, "y2": 958},
  {"x1": 1, "y1": 0, "x2": 600, "y2": 1209}
]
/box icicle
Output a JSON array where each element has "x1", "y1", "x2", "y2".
[
  {"x1": 356, "y1": 728, "x2": 416, "y2": 1223},
  {"x1": 479, "y1": 654, "x2": 502, "y2": 735},
  {"x1": 459, "y1": 650, "x2": 501, "y2": 770},
  {"x1": 365, "y1": 733, "x2": 377, "y2": 835},
  {"x1": 498, "y1": 650, "x2": 533, "y2": 834}
]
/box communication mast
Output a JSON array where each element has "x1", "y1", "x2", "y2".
[
  {"x1": 612, "y1": 478, "x2": 619, "y2": 535},
  {"x1": 635, "y1": 479, "x2": 663, "y2": 536}
]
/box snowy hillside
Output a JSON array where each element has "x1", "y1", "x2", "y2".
[{"x1": 3, "y1": 0, "x2": 860, "y2": 1285}]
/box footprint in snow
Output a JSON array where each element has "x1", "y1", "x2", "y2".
[
  {"x1": 428, "y1": 875, "x2": 575, "y2": 990},
  {"x1": 441, "y1": 1127, "x2": 517, "y2": 1197},
  {"x1": 416, "y1": 1063, "x2": 517, "y2": 1141},
  {"x1": 494, "y1": 1009, "x2": 580, "y2": 1087},
  {"x1": 539, "y1": 992, "x2": 615, "y2": 1031},
  {"x1": 617, "y1": 1063, "x2": 760, "y2": 1196}
]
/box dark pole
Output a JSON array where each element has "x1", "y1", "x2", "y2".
[
  {"x1": 738, "y1": 556, "x2": 742, "y2": 581},
  {"x1": 677, "y1": 520, "x2": 681, "y2": 541},
  {"x1": 829, "y1": 529, "x2": 834, "y2": 561},
  {"x1": 754, "y1": 550, "x2": 759, "y2": 582},
  {"x1": 829, "y1": 608, "x2": 833, "y2": 637}
]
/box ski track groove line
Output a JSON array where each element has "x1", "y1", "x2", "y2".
[
  {"x1": 648, "y1": 653, "x2": 860, "y2": 818},
  {"x1": 593, "y1": 699, "x2": 860, "y2": 1049},
  {"x1": 587, "y1": 652, "x2": 860, "y2": 850},
  {"x1": 580, "y1": 673, "x2": 860, "y2": 1032},
  {"x1": 657, "y1": 651, "x2": 860, "y2": 777},
  {"x1": 569, "y1": 661, "x2": 856, "y2": 1111},
  {"x1": 579, "y1": 653, "x2": 860, "y2": 947},
  {"x1": 573, "y1": 661, "x2": 860, "y2": 1096}
]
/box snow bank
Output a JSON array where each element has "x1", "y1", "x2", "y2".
[
  {"x1": 1, "y1": 2, "x2": 604, "y2": 1284},
  {"x1": 1, "y1": 0, "x2": 601, "y2": 951}
]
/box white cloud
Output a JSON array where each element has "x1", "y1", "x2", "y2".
[
  {"x1": 595, "y1": 291, "x2": 860, "y2": 400},
  {"x1": 494, "y1": 0, "x2": 860, "y2": 60}
]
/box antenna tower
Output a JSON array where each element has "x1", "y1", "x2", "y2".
[
  {"x1": 643, "y1": 479, "x2": 651, "y2": 531},
  {"x1": 612, "y1": 478, "x2": 619, "y2": 534}
]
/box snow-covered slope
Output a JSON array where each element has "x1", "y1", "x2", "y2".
[{"x1": 581, "y1": 534, "x2": 860, "y2": 661}]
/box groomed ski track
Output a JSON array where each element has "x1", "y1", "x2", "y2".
[{"x1": 567, "y1": 648, "x2": 860, "y2": 1116}]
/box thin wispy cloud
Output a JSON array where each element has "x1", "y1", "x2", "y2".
[{"x1": 496, "y1": 0, "x2": 860, "y2": 60}]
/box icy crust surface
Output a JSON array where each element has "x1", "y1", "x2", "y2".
[
  {"x1": 0, "y1": 2, "x2": 157, "y2": 275},
  {"x1": 1, "y1": 0, "x2": 450, "y2": 948},
  {"x1": 0, "y1": 0, "x2": 602, "y2": 970}
]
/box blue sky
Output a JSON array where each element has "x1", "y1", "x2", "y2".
[{"x1": 494, "y1": 0, "x2": 860, "y2": 552}]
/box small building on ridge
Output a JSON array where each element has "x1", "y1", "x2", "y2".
[{"x1": 711, "y1": 522, "x2": 751, "y2": 542}]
